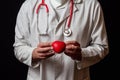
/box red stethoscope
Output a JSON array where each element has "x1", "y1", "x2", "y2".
[{"x1": 36, "y1": 0, "x2": 74, "y2": 37}]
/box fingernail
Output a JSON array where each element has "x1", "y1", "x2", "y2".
[{"x1": 51, "y1": 47, "x2": 53, "y2": 49}]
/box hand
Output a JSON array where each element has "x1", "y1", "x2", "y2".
[
  {"x1": 32, "y1": 42, "x2": 55, "y2": 62},
  {"x1": 64, "y1": 41, "x2": 82, "y2": 61}
]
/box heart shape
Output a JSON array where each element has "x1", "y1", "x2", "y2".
[{"x1": 52, "y1": 41, "x2": 66, "y2": 53}]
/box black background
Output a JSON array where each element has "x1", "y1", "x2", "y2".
[{"x1": 1, "y1": 0, "x2": 119, "y2": 80}]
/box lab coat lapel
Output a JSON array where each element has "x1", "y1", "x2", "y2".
[
  {"x1": 59, "y1": 2, "x2": 78, "y2": 25},
  {"x1": 48, "y1": 1, "x2": 59, "y2": 23},
  {"x1": 74, "y1": 0, "x2": 82, "y2": 3},
  {"x1": 53, "y1": 3, "x2": 79, "y2": 39},
  {"x1": 58, "y1": 0, "x2": 82, "y2": 23}
]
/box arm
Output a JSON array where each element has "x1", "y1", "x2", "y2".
[
  {"x1": 13, "y1": 1, "x2": 55, "y2": 68},
  {"x1": 65, "y1": 0, "x2": 109, "y2": 69},
  {"x1": 76, "y1": 1, "x2": 109, "y2": 69},
  {"x1": 13, "y1": 1, "x2": 36, "y2": 67}
]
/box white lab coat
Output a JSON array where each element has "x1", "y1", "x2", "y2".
[{"x1": 13, "y1": 0, "x2": 109, "y2": 80}]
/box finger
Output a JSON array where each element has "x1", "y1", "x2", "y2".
[
  {"x1": 37, "y1": 42, "x2": 52, "y2": 47},
  {"x1": 65, "y1": 45, "x2": 81, "y2": 54},
  {"x1": 64, "y1": 50, "x2": 74, "y2": 57},
  {"x1": 66, "y1": 45, "x2": 75, "y2": 50},
  {"x1": 37, "y1": 47, "x2": 53, "y2": 53},
  {"x1": 65, "y1": 49, "x2": 73, "y2": 54},
  {"x1": 65, "y1": 41, "x2": 80, "y2": 47},
  {"x1": 46, "y1": 53, "x2": 55, "y2": 58},
  {"x1": 46, "y1": 51, "x2": 55, "y2": 56},
  {"x1": 38, "y1": 52, "x2": 54, "y2": 58},
  {"x1": 48, "y1": 50, "x2": 55, "y2": 54},
  {"x1": 65, "y1": 41, "x2": 76, "y2": 45}
]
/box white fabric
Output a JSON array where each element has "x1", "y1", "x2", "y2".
[
  {"x1": 55, "y1": 0, "x2": 66, "y2": 4},
  {"x1": 50, "y1": 0, "x2": 70, "y2": 21},
  {"x1": 13, "y1": 0, "x2": 109, "y2": 80},
  {"x1": 50, "y1": 0, "x2": 69, "y2": 8}
]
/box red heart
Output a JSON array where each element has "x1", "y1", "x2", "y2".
[{"x1": 52, "y1": 41, "x2": 66, "y2": 53}]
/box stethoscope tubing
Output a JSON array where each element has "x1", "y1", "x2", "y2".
[
  {"x1": 36, "y1": 0, "x2": 49, "y2": 13},
  {"x1": 36, "y1": 0, "x2": 73, "y2": 37},
  {"x1": 36, "y1": 0, "x2": 74, "y2": 27}
]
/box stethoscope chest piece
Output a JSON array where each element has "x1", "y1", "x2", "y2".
[{"x1": 63, "y1": 28, "x2": 72, "y2": 37}]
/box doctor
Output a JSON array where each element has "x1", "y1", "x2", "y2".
[{"x1": 13, "y1": 0, "x2": 109, "y2": 80}]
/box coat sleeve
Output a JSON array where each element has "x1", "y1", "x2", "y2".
[
  {"x1": 13, "y1": 1, "x2": 40, "y2": 68},
  {"x1": 76, "y1": 0, "x2": 109, "y2": 70}
]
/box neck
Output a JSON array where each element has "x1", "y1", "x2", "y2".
[
  {"x1": 51, "y1": 0, "x2": 69, "y2": 8},
  {"x1": 55, "y1": 0, "x2": 67, "y2": 4}
]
